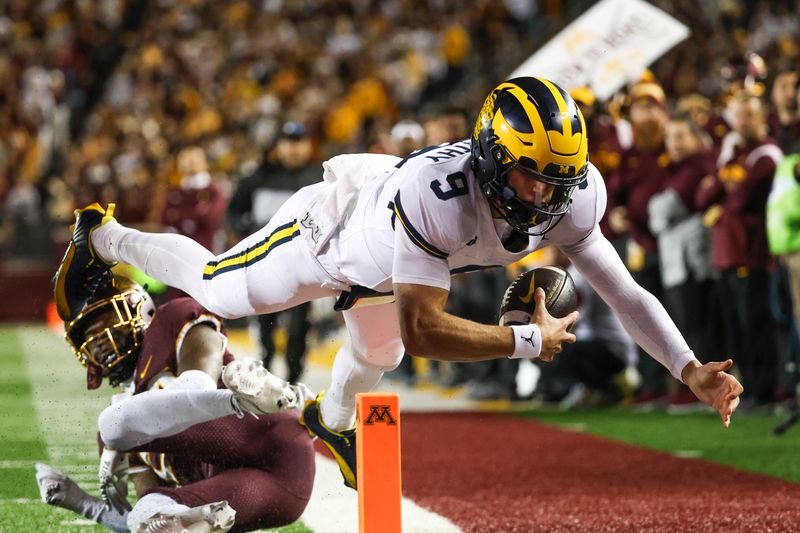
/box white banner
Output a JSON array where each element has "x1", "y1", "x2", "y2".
[{"x1": 510, "y1": 0, "x2": 689, "y2": 100}]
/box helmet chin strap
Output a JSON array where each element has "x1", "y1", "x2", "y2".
[{"x1": 489, "y1": 192, "x2": 569, "y2": 237}]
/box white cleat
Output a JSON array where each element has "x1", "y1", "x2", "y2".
[
  {"x1": 222, "y1": 359, "x2": 299, "y2": 417},
  {"x1": 137, "y1": 500, "x2": 235, "y2": 533}
]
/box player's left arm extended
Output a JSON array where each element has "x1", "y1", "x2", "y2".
[
  {"x1": 560, "y1": 226, "x2": 743, "y2": 426},
  {"x1": 98, "y1": 323, "x2": 235, "y2": 451}
]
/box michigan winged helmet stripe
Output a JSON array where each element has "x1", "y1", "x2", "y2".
[
  {"x1": 393, "y1": 192, "x2": 449, "y2": 260},
  {"x1": 512, "y1": 77, "x2": 583, "y2": 139},
  {"x1": 203, "y1": 220, "x2": 300, "y2": 279}
]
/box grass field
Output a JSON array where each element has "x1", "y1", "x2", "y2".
[
  {"x1": 526, "y1": 408, "x2": 800, "y2": 483},
  {"x1": 2, "y1": 323, "x2": 798, "y2": 531},
  {"x1": 0, "y1": 324, "x2": 311, "y2": 532}
]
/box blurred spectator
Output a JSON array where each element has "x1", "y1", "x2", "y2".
[
  {"x1": 648, "y1": 113, "x2": 719, "y2": 407},
  {"x1": 607, "y1": 81, "x2": 671, "y2": 402},
  {"x1": 696, "y1": 92, "x2": 783, "y2": 408},
  {"x1": 767, "y1": 152, "x2": 800, "y2": 340},
  {"x1": 1, "y1": 173, "x2": 51, "y2": 264},
  {"x1": 571, "y1": 87, "x2": 623, "y2": 178},
  {"x1": 227, "y1": 121, "x2": 320, "y2": 384},
  {"x1": 676, "y1": 93, "x2": 731, "y2": 150},
  {"x1": 768, "y1": 68, "x2": 799, "y2": 153},
  {"x1": 423, "y1": 107, "x2": 470, "y2": 145},
  {"x1": 388, "y1": 119, "x2": 426, "y2": 157},
  {"x1": 648, "y1": 113, "x2": 717, "y2": 360},
  {"x1": 571, "y1": 87, "x2": 624, "y2": 243},
  {"x1": 162, "y1": 147, "x2": 227, "y2": 253}
]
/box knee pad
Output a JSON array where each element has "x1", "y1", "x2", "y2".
[{"x1": 352, "y1": 337, "x2": 405, "y2": 370}]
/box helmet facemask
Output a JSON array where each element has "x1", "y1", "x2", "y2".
[
  {"x1": 471, "y1": 77, "x2": 590, "y2": 236},
  {"x1": 492, "y1": 143, "x2": 588, "y2": 233},
  {"x1": 64, "y1": 278, "x2": 154, "y2": 389}
]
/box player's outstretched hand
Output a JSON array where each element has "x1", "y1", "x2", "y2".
[
  {"x1": 533, "y1": 288, "x2": 579, "y2": 362},
  {"x1": 682, "y1": 359, "x2": 744, "y2": 428}
]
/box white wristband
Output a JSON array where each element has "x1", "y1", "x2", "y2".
[{"x1": 509, "y1": 324, "x2": 542, "y2": 359}]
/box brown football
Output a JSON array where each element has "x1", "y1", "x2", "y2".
[{"x1": 499, "y1": 266, "x2": 578, "y2": 326}]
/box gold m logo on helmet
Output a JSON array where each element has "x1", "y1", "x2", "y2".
[
  {"x1": 473, "y1": 91, "x2": 497, "y2": 140},
  {"x1": 364, "y1": 405, "x2": 397, "y2": 425},
  {"x1": 558, "y1": 165, "x2": 570, "y2": 175}
]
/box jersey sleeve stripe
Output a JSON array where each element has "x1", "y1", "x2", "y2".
[
  {"x1": 203, "y1": 220, "x2": 300, "y2": 279},
  {"x1": 393, "y1": 192, "x2": 449, "y2": 260}
]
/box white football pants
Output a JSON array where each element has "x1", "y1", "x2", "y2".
[{"x1": 91, "y1": 190, "x2": 404, "y2": 431}]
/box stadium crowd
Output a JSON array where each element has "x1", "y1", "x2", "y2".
[{"x1": 1, "y1": 0, "x2": 799, "y2": 412}]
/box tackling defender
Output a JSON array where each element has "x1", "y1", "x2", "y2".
[
  {"x1": 54, "y1": 77, "x2": 743, "y2": 491},
  {"x1": 38, "y1": 276, "x2": 315, "y2": 532}
]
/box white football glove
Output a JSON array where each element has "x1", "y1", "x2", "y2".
[{"x1": 99, "y1": 448, "x2": 131, "y2": 513}]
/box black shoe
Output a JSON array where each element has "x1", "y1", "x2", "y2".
[
  {"x1": 53, "y1": 203, "x2": 117, "y2": 321},
  {"x1": 299, "y1": 392, "x2": 357, "y2": 489}
]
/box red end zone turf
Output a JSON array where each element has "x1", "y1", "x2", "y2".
[{"x1": 394, "y1": 412, "x2": 800, "y2": 532}]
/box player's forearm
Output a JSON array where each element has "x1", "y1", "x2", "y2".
[
  {"x1": 562, "y1": 228, "x2": 697, "y2": 380},
  {"x1": 99, "y1": 370, "x2": 235, "y2": 451},
  {"x1": 401, "y1": 309, "x2": 515, "y2": 361}
]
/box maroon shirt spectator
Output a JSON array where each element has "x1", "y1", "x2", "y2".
[
  {"x1": 667, "y1": 151, "x2": 717, "y2": 211},
  {"x1": 694, "y1": 93, "x2": 783, "y2": 406},
  {"x1": 609, "y1": 145, "x2": 671, "y2": 252},
  {"x1": 607, "y1": 82, "x2": 671, "y2": 253},
  {"x1": 161, "y1": 147, "x2": 227, "y2": 252},
  {"x1": 696, "y1": 138, "x2": 782, "y2": 271},
  {"x1": 571, "y1": 88, "x2": 624, "y2": 241}
]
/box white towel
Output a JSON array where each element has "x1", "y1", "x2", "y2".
[{"x1": 298, "y1": 153, "x2": 401, "y2": 254}]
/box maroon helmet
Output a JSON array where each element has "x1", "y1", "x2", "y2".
[{"x1": 64, "y1": 276, "x2": 156, "y2": 389}]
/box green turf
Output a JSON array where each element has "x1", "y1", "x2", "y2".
[
  {"x1": 0, "y1": 325, "x2": 312, "y2": 532},
  {"x1": 524, "y1": 407, "x2": 800, "y2": 483},
  {"x1": 0, "y1": 325, "x2": 48, "y2": 501}
]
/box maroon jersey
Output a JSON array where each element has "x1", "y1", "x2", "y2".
[
  {"x1": 130, "y1": 297, "x2": 234, "y2": 485},
  {"x1": 134, "y1": 297, "x2": 232, "y2": 394},
  {"x1": 608, "y1": 144, "x2": 671, "y2": 251},
  {"x1": 704, "y1": 114, "x2": 731, "y2": 150},
  {"x1": 120, "y1": 298, "x2": 314, "y2": 530},
  {"x1": 666, "y1": 151, "x2": 716, "y2": 212},
  {"x1": 161, "y1": 183, "x2": 227, "y2": 251},
  {"x1": 695, "y1": 138, "x2": 782, "y2": 270},
  {"x1": 589, "y1": 117, "x2": 623, "y2": 177}
]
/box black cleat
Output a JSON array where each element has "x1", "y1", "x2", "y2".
[
  {"x1": 53, "y1": 203, "x2": 117, "y2": 322},
  {"x1": 299, "y1": 391, "x2": 357, "y2": 489}
]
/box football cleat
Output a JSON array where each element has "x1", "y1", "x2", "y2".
[
  {"x1": 53, "y1": 203, "x2": 118, "y2": 321},
  {"x1": 299, "y1": 392, "x2": 357, "y2": 489},
  {"x1": 222, "y1": 359, "x2": 300, "y2": 417},
  {"x1": 136, "y1": 500, "x2": 235, "y2": 533}
]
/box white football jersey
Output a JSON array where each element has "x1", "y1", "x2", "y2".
[{"x1": 320, "y1": 141, "x2": 607, "y2": 293}]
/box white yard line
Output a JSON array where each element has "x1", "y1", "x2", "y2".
[
  {"x1": 230, "y1": 334, "x2": 465, "y2": 532},
  {"x1": 301, "y1": 454, "x2": 462, "y2": 533},
  {"x1": 21, "y1": 326, "x2": 109, "y2": 495}
]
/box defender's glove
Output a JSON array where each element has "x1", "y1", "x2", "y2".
[{"x1": 98, "y1": 448, "x2": 131, "y2": 512}]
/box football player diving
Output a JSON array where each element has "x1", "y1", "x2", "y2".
[
  {"x1": 53, "y1": 76, "x2": 743, "y2": 492},
  {"x1": 37, "y1": 276, "x2": 316, "y2": 532}
]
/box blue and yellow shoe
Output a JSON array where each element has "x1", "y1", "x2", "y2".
[
  {"x1": 53, "y1": 203, "x2": 118, "y2": 321},
  {"x1": 299, "y1": 392, "x2": 357, "y2": 489}
]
